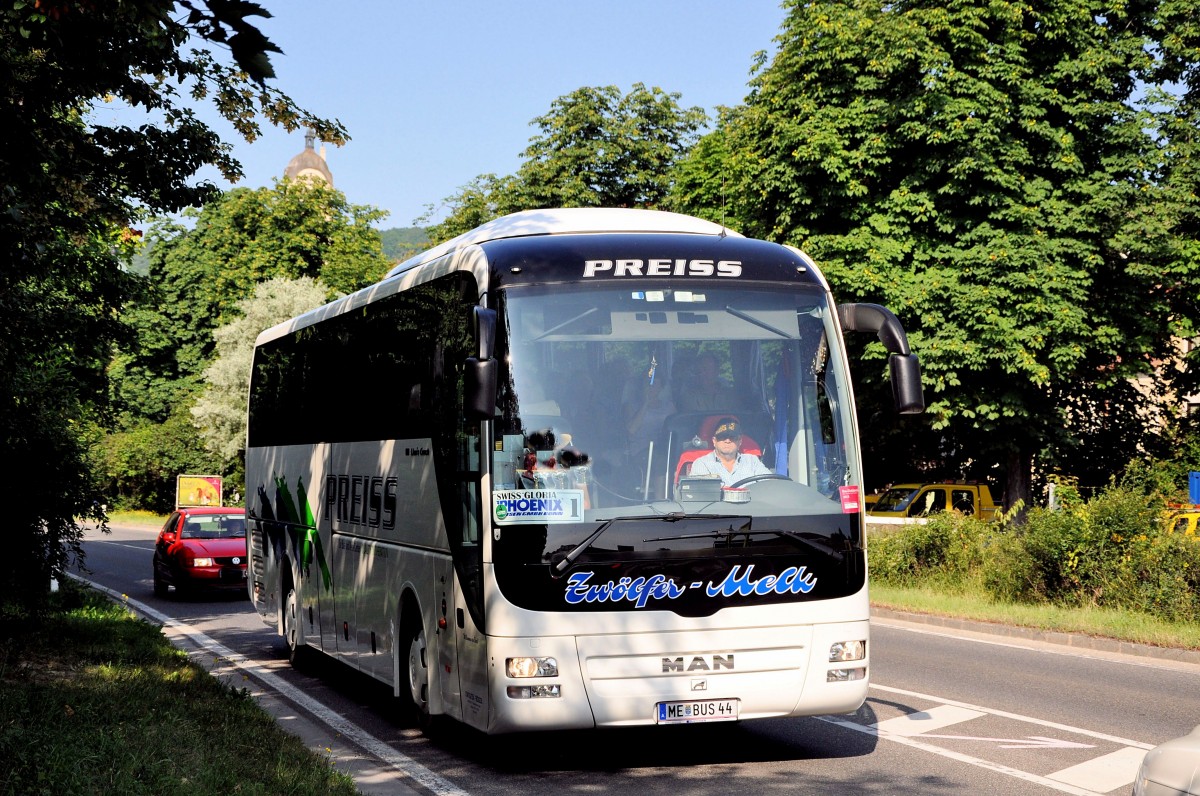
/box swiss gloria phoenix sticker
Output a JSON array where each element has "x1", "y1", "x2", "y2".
[{"x1": 493, "y1": 490, "x2": 586, "y2": 524}]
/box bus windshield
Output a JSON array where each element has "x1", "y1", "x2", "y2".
[{"x1": 489, "y1": 282, "x2": 863, "y2": 612}]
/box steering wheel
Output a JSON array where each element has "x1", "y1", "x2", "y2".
[{"x1": 730, "y1": 474, "x2": 791, "y2": 488}]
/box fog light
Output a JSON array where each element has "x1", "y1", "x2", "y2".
[
  {"x1": 507, "y1": 684, "x2": 562, "y2": 699},
  {"x1": 506, "y1": 656, "x2": 558, "y2": 678},
  {"x1": 827, "y1": 667, "x2": 867, "y2": 682},
  {"x1": 829, "y1": 640, "x2": 866, "y2": 662}
]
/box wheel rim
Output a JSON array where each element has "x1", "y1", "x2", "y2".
[
  {"x1": 407, "y1": 628, "x2": 428, "y2": 711},
  {"x1": 284, "y1": 589, "x2": 299, "y2": 653}
]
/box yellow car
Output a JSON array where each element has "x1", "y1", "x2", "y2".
[
  {"x1": 866, "y1": 482, "x2": 1000, "y2": 521},
  {"x1": 1166, "y1": 508, "x2": 1200, "y2": 537}
]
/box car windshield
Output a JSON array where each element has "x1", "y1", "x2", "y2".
[
  {"x1": 871, "y1": 488, "x2": 919, "y2": 512},
  {"x1": 180, "y1": 514, "x2": 245, "y2": 539}
]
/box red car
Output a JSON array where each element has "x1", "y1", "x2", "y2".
[{"x1": 152, "y1": 507, "x2": 248, "y2": 597}]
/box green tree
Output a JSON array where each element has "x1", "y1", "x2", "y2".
[
  {"x1": 102, "y1": 404, "x2": 217, "y2": 513},
  {"x1": 424, "y1": 83, "x2": 707, "y2": 243},
  {"x1": 191, "y1": 276, "x2": 330, "y2": 475},
  {"x1": 112, "y1": 180, "x2": 389, "y2": 422},
  {"x1": 379, "y1": 226, "x2": 432, "y2": 262},
  {"x1": 0, "y1": 1, "x2": 343, "y2": 611},
  {"x1": 672, "y1": 0, "x2": 1200, "y2": 508}
]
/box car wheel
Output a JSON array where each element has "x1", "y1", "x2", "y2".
[
  {"x1": 153, "y1": 570, "x2": 168, "y2": 598},
  {"x1": 283, "y1": 586, "x2": 310, "y2": 668}
]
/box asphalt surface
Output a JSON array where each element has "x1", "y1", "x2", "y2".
[{"x1": 144, "y1": 592, "x2": 1200, "y2": 796}]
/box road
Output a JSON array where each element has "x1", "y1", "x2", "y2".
[{"x1": 76, "y1": 523, "x2": 1200, "y2": 796}]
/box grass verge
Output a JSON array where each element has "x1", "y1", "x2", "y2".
[
  {"x1": 0, "y1": 586, "x2": 359, "y2": 796},
  {"x1": 103, "y1": 509, "x2": 169, "y2": 528},
  {"x1": 871, "y1": 582, "x2": 1200, "y2": 651}
]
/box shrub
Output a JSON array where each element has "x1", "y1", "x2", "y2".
[
  {"x1": 871, "y1": 476, "x2": 1200, "y2": 624},
  {"x1": 869, "y1": 513, "x2": 988, "y2": 589}
]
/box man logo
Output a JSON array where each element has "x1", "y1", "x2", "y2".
[{"x1": 662, "y1": 654, "x2": 735, "y2": 673}]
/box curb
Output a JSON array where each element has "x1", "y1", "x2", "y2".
[{"x1": 871, "y1": 605, "x2": 1200, "y2": 665}]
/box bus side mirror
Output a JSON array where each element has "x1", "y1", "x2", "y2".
[
  {"x1": 465, "y1": 306, "x2": 498, "y2": 420},
  {"x1": 465, "y1": 358, "x2": 497, "y2": 419},
  {"x1": 474, "y1": 306, "x2": 496, "y2": 360},
  {"x1": 889, "y1": 353, "x2": 924, "y2": 415},
  {"x1": 838, "y1": 302, "x2": 925, "y2": 414}
]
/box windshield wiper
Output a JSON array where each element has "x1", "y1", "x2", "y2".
[
  {"x1": 553, "y1": 518, "x2": 617, "y2": 574},
  {"x1": 762, "y1": 529, "x2": 844, "y2": 561},
  {"x1": 643, "y1": 526, "x2": 844, "y2": 561},
  {"x1": 553, "y1": 513, "x2": 733, "y2": 573},
  {"x1": 641, "y1": 514, "x2": 753, "y2": 545}
]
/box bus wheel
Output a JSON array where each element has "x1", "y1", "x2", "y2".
[
  {"x1": 284, "y1": 586, "x2": 310, "y2": 668},
  {"x1": 405, "y1": 622, "x2": 431, "y2": 723}
]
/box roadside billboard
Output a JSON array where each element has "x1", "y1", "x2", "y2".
[{"x1": 176, "y1": 475, "x2": 223, "y2": 508}]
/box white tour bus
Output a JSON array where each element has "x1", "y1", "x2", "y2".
[{"x1": 245, "y1": 208, "x2": 923, "y2": 733}]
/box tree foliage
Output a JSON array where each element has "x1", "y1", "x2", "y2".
[
  {"x1": 112, "y1": 180, "x2": 389, "y2": 422},
  {"x1": 379, "y1": 226, "x2": 431, "y2": 262},
  {"x1": 102, "y1": 404, "x2": 217, "y2": 514},
  {"x1": 192, "y1": 276, "x2": 330, "y2": 468},
  {"x1": 0, "y1": 1, "x2": 343, "y2": 612},
  {"x1": 671, "y1": 0, "x2": 1200, "y2": 506},
  {"x1": 424, "y1": 83, "x2": 707, "y2": 243}
]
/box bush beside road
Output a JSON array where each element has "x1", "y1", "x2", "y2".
[{"x1": 869, "y1": 478, "x2": 1200, "y2": 634}]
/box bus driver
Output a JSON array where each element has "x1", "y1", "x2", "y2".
[{"x1": 685, "y1": 417, "x2": 771, "y2": 486}]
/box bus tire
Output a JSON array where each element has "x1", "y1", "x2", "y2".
[
  {"x1": 403, "y1": 618, "x2": 432, "y2": 727},
  {"x1": 283, "y1": 583, "x2": 311, "y2": 669}
]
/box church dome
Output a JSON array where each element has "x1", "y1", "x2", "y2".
[{"x1": 284, "y1": 130, "x2": 333, "y2": 186}]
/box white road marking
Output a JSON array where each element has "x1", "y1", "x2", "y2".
[
  {"x1": 919, "y1": 734, "x2": 1095, "y2": 750},
  {"x1": 819, "y1": 716, "x2": 1105, "y2": 796},
  {"x1": 872, "y1": 616, "x2": 1200, "y2": 674},
  {"x1": 1046, "y1": 747, "x2": 1148, "y2": 793},
  {"x1": 873, "y1": 683, "x2": 1156, "y2": 749},
  {"x1": 73, "y1": 574, "x2": 469, "y2": 796},
  {"x1": 873, "y1": 704, "x2": 985, "y2": 736},
  {"x1": 823, "y1": 682, "x2": 1158, "y2": 794},
  {"x1": 90, "y1": 540, "x2": 150, "y2": 552}
]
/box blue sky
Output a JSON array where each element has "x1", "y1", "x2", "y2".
[{"x1": 151, "y1": 1, "x2": 789, "y2": 228}]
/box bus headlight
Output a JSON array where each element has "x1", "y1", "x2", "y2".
[
  {"x1": 506, "y1": 656, "x2": 558, "y2": 678},
  {"x1": 507, "y1": 684, "x2": 562, "y2": 699},
  {"x1": 828, "y1": 640, "x2": 866, "y2": 662},
  {"x1": 827, "y1": 667, "x2": 867, "y2": 682}
]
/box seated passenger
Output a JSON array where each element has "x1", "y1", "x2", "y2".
[
  {"x1": 677, "y1": 353, "x2": 743, "y2": 412},
  {"x1": 685, "y1": 417, "x2": 771, "y2": 487}
]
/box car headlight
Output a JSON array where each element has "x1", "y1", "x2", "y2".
[
  {"x1": 506, "y1": 656, "x2": 558, "y2": 678},
  {"x1": 190, "y1": 557, "x2": 215, "y2": 567}
]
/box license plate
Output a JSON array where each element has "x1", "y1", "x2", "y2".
[{"x1": 656, "y1": 698, "x2": 739, "y2": 724}]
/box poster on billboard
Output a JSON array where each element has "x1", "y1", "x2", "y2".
[{"x1": 176, "y1": 475, "x2": 223, "y2": 508}]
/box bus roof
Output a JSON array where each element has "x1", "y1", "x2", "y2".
[{"x1": 386, "y1": 208, "x2": 742, "y2": 280}]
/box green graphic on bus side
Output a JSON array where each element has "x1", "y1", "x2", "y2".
[{"x1": 274, "y1": 474, "x2": 332, "y2": 591}]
